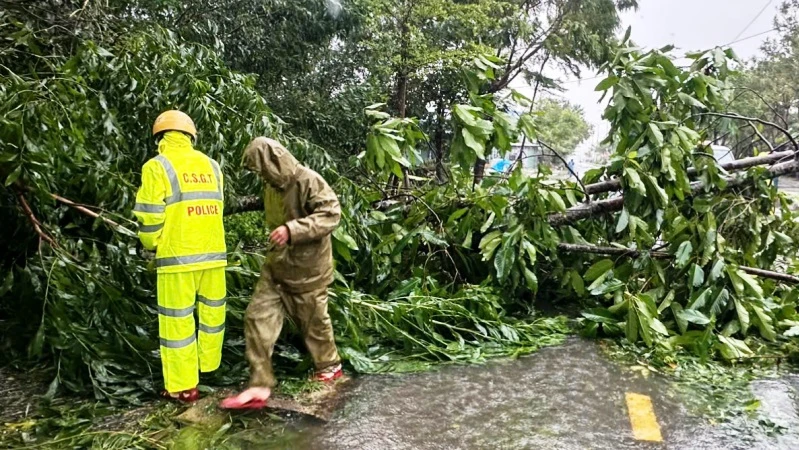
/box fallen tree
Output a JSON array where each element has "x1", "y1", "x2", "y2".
[{"x1": 3, "y1": 11, "x2": 799, "y2": 404}]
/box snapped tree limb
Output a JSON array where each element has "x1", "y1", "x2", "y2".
[
  {"x1": 584, "y1": 149, "x2": 796, "y2": 195},
  {"x1": 549, "y1": 160, "x2": 799, "y2": 227},
  {"x1": 557, "y1": 243, "x2": 799, "y2": 285}
]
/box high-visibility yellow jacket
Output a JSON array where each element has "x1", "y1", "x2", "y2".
[{"x1": 133, "y1": 132, "x2": 227, "y2": 273}]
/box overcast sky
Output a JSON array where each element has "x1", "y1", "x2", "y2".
[{"x1": 514, "y1": 0, "x2": 782, "y2": 152}]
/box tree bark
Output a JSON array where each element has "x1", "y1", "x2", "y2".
[
  {"x1": 557, "y1": 243, "x2": 799, "y2": 285},
  {"x1": 584, "y1": 149, "x2": 796, "y2": 195},
  {"x1": 227, "y1": 150, "x2": 799, "y2": 217},
  {"x1": 224, "y1": 195, "x2": 263, "y2": 216},
  {"x1": 549, "y1": 160, "x2": 799, "y2": 227}
]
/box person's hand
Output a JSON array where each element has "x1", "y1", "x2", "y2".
[{"x1": 270, "y1": 225, "x2": 290, "y2": 246}]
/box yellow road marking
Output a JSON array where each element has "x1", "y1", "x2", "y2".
[{"x1": 625, "y1": 392, "x2": 663, "y2": 442}]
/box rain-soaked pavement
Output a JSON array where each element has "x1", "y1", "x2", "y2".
[{"x1": 223, "y1": 339, "x2": 799, "y2": 449}]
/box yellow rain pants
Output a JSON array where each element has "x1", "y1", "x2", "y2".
[
  {"x1": 133, "y1": 131, "x2": 227, "y2": 393},
  {"x1": 158, "y1": 267, "x2": 226, "y2": 393}
]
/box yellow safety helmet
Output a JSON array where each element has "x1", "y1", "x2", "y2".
[{"x1": 152, "y1": 110, "x2": 197, "y2": 139}]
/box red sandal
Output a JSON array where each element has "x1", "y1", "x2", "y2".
[
  {"x1": 219, "y1": 396, "x2": 268, "y2": 410},
  {"x1": 160, "y1": 387, "x2": 200, "y2": 404},
  {"x1": 313, "y1": 364, "x2": 343, "y2": 383},
  {"x1": 219, "y1": 388, "x2": 271, "y2": 410}
]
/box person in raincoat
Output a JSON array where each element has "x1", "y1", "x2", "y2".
[
  {"x1": 133, "y1": 110, "x2": 227, "y2": 403},
  {"x1": 220, "y1": 137, "x2": 342, "y2": 410}
]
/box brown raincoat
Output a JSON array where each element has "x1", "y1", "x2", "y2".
[{"x1": 242, "y1": 137, "x2": 341, "y2": 388}]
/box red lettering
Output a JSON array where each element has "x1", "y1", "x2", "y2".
[{"x1": 187, "y1": 206, "x2": 195, "y2": 216}]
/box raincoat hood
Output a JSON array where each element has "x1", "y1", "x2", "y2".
[{"x1": 243, "y1": 137, "x2": 299, "y2": 190}]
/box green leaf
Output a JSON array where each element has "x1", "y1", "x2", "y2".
[
  {"x1": 571, "y1": 270, "x2": 585, "y2": 295},
  {"x1": 479, "y1": 230, "x2": 502, "y2": 260},
  {"x1": 523, "y1": 268, "x2": 538, "y2": 292},
  {"x1": 678, "y1": 309, "x2": 711, "y2": 325},
  {"x1": 648, "y1": 123, "x2": 664, "y2": 147},
  {"x1": 671, "y1": 303, "x2": 688, "y2": 334},
  {"x1": 581, "y1": 308, "x2": 618, "y2": 324},
  {"x1": 522, "y1": 240, "x2": 537, "y2": 265},
  {"x1": 595, "y1": 76, "x2": 619, "y2": 91},
  {"x1": 689, "y1": 264, "x2": 705, "y2": 288},
  {"x1": 716, "y1": 335, "x2": 753, "y2": 360},
  {"x1": 626, "y1": 305, "x2": 639, "y2": 343},
  {"x1": 734, "y1": 297, "x2": 750, "y2": 334},
  {"x1": 710, "y1": 259, "x2": 725, "y2": 281},
  {"x1": 688, "y1": 287, "x2": 711, "y2": 310},
  {"x1": 675, "y1": 241, "x2": 693, "y2": 268},
  {"x1": 5, "y1": 165, "x2": 22, "y2": 186},
  {"x1": 658, "y1": 290, "x2": 675, "y2": 313},
  {"x1": 480, "y1": 212, "x2": 496, "y2": 233},
  {"x1": 710, "y1": 289, "x2": 730, "y2": 317},
  {"x1": 453, "y1": 105, "x2": 477, "y2": 126},
  {"x1": 623, "y1": 167, "x2": 646, "y2": 195},
  {"x1": 650, "y1": 318, "x2": 669, "y2": 336},
  {"x1": 726, "y1": 267, "x2": 745, "y2": 297},
  {"x1": 495, "y1": 239, "x2": 517, "y2": 282},
  {"x1": 547, "y1": 191, "x2": 567, "y2": 212},
  {"x1": 616, "y1": 208, "x2": 630, "y2": 233},
  {"x1": 751, "y1": 304, "x2": 776, "y2": 341},
  {"x1": 462, "y1": 128, "x2": 485, "y2": 159},
  {"x1": 518, "y1": 114, "x2": 537, "y2": 139},
  {"x1": 738, "y1": 271, "x2": 763, "y2": 299},
  {"x1": 590, "y1": 279, "x2": 625, "y2": 295},
  {"x1": 584, "y1": 259, "x2": 614, "y2": 281},
  {"x1": 677, "y1": 92, "x2": 706, "y2": 109},
  {"x1": 333, "y1": 228, "x2": 359, "y2": 250},
  {"x1": 447, "y1": 208, "x2": 469, "y2": 225}
]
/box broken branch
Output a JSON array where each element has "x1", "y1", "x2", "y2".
[
  {"x1": 16, "y1": 191, "x2": 58, "y2": 248},
  {"x1": 557, "y1": 243, "x2": 799, "y2": 285},
  {"x1": 584, "y1": 149, "x2": 796, "y2": 195},
  {"x1": 549, "y1": 159, "x2": 799, "y2": 227}
]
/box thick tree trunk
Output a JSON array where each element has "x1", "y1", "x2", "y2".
[
  {"x1": 557, "y1": 243, "x2": 799, "y2": 285},
  {"x1": 473, "y1": 159, "x2": 487, "y2": 187}
]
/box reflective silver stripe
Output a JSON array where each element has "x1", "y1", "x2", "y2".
[
  {"x1": 155, "y1": 155, "x2": 223, "y2": 205},
  {"x1": 158, "y1": 304, "x2": 195, "y2": 317},
  {"x1": 198, "y1": 295, "x2": 226, "y2": 307},
  {"x1": 210, "y1": 159, "x2": 222, "y2": 194},
  {"x1": 139, "y1": 223, "x2": 164, "y2": 233},
  {"x1": 154, "y1": 155, "x2": 181, "y2": 205},
  {"x1": 133, "y1": 203, "x2": 165, "y2": 213},
  {"x1": 199, "y1": 323, "x2": 225, "y2": 334},
  {"x1": 160, "y1": 334, "x2": 197, "y2": 349},
  {"x1": 180, "y1": 191, "x2": 223, "y2": 202},
  {"x1": 156, "y1": 252, "x2": 227, "y2": 268}
]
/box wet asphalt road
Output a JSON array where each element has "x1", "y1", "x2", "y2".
[{"x1": 227, "y1": 339, "x2": 799, "y2": 449}]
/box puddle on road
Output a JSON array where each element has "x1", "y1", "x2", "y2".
[{"x1": 186, "y1": 339, "x2": 799, "y2": 449}]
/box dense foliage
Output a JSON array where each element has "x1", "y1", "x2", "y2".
[{"x1": 2, "y1": 0, "x2": 799, "y2": 407}]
